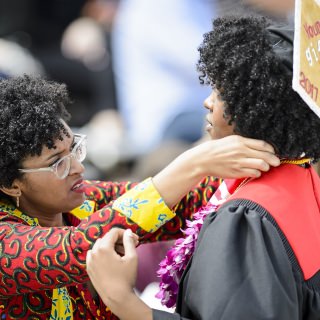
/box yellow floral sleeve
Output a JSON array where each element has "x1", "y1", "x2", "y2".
[
  {"x1": 112, "y1": 178, "x2": 175, "y2": 232},
  {"x1": 70, "y1": 200, "x2": 96, "y2": 219}
]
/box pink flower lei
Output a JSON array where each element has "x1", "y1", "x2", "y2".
[{"x1": 155, "y1": 202, "x2": 219, "y2": 308}]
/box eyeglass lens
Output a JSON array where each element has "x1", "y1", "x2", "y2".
[{"x1": 56, "y1": 137, "x2": 86, "y2": 179}]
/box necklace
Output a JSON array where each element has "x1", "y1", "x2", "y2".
[{"x1": 280, "y1": 158, "x2": 311, "y2": 165}]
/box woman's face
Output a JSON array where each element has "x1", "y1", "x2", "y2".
[
  {"x1": 204, "y1": 89, "x2": 234, "y2": 140},
  {"x1": 17, "y1": 125, "x2": 86, "y2": 217}
]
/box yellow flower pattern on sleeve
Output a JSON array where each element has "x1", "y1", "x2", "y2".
[
  {"x1": 112, "y1": 178, "x2": 175, "y2": 232},
  {"x1": 70, "y1": 200, "x2": 96, "y2": 219}
]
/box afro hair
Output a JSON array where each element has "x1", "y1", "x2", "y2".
[
  {"x1": 0, "y1": 75, "x2": 71, "y2": 188},
  {"x1": 197, "y1": 15, "x2": 320, "y2": 160}
]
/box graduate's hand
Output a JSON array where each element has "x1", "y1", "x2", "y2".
[{"x1": 86, "y1": 228, "x2": 139, "y2": 306}]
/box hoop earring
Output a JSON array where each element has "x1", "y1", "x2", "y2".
[{"x1": 16, "y1": 196, "x2": 20, "y2": 208}]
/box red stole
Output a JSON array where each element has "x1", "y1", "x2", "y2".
[{"x1": 228, "y1": 164, "x2": 320, "y2": 280}]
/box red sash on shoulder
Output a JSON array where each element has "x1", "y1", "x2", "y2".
[{"x1": 229, "y1": 164, "x2": 320, "y2": 280}]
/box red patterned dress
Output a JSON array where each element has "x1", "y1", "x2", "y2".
[{"x1": 0, "y1": 177, "x2": 219, "y2": 319}]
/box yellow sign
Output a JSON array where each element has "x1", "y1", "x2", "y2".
[{"x1": 292, "y1": 0, "x2": 320, "y2": 118}]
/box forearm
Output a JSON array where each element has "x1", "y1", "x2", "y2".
[
  {"x1": 142, "y1": 177, "x2": 220, "y2": 243},
  {"x1": 152, "y1": 149, "x2": 207, "y2": 208}
]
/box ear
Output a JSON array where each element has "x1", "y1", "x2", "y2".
[{"x1": 0, "y1": 181, "x2": 22, "y2": 198}]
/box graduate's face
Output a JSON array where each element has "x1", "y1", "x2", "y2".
[{"x1": 204, "y1": 89, "x2": 234, "y2": 140}]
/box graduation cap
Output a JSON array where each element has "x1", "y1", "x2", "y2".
[{"x1": 266, "y1": 24, "x2": 294, "y2": 72}]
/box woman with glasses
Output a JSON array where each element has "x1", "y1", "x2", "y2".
[
  {"x1": 0, "y1": 75, "x2": 278, "y2": 319},
  {"x1": 86, "y1": 15, "x2": 320, "y2": 320},
  {"x1": 18, "y1": 133, "x2": 87, "y2": 180}
]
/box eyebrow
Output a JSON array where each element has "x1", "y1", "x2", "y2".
[{"x1": 45, "y1": 134, "x2": 75, "y2": 162}]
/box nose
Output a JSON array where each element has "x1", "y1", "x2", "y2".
[
  {"x1": 203, "y1": 96, "x2": 212, "y2": 110},
  {"x1": 69, "y1": 155, "x2": 85, "y2": 176}
]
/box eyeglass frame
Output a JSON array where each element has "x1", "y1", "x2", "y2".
[{"x1": 18, "y1": 133, "x2": 87, "y2": 179}]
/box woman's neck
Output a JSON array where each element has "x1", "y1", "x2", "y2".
[
  {"x1": 35, "y1": 214, "x2": 65, "y2": 227},
  {"x1": 18, "y1": 205, "x2": 65, "y2": 227}
]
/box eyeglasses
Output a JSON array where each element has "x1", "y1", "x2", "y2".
[{"x1": 19, "y1": 134, "x2": 87, "y2": 179}]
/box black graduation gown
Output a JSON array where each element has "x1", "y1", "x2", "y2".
[{"x1": 153, "y1": 165, "x2": 320, "y2": 320}]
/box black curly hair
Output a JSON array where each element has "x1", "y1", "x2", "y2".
[
  {"x1": 197, "y1": 15, "x2": 320, "y2": 160},
  {"x1": 0, "y1": 75, "x2": 72, "y2": 189}
]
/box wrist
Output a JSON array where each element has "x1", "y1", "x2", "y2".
[
  {"x1": 152, "y1": 148, "x2": 208, "y2": 208},
  {"x1": 179, "y1": 147, "x2": 209, "y2": 181}
]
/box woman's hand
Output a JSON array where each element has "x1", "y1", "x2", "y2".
[
  {"x1": 152, "y1": 135, "x2": 280, "y2": 208},
  {"x1": 188, "y1": 135, "x2": 280, "y2": 179},
  {"x1": 87, "y1": 228, "x2": 138, "y2": 303},
  {"x1": 86, "y1": 228, "x2": 152, "y2": 320}
]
